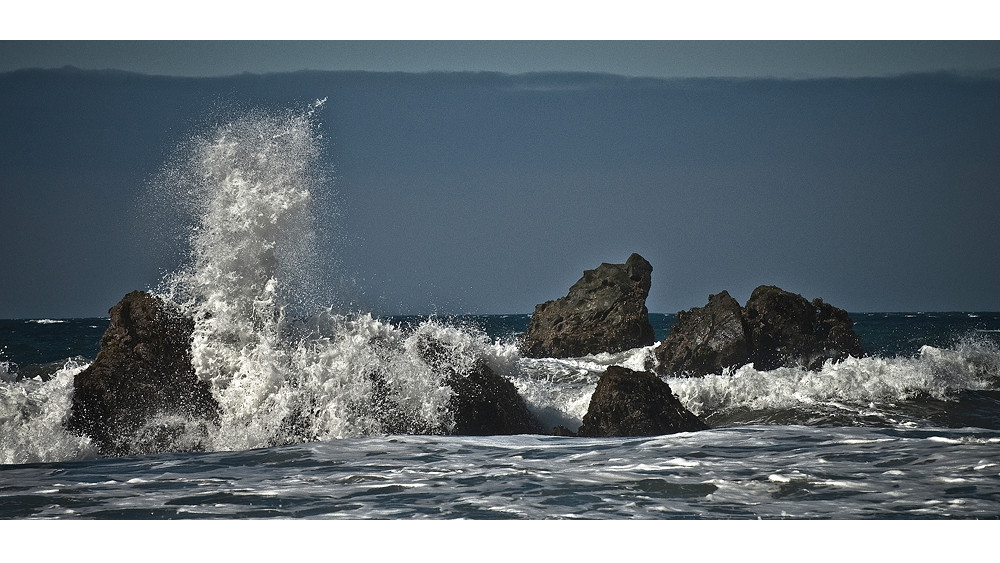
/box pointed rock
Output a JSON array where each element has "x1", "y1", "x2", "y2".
[
  {"x1": 521, "y1": 253, "x2": 655, "y2": 358},
  {"x1": 652, "y1": 291, "x2": 750, "y2": 376},
  {"x1": 68, "y1": 291, "x2": 218, "y2": 457}
]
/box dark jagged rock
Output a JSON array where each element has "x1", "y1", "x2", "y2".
[
  {"x1": 68, "y1": 291, "x2": 218, "y2": 457},
  {"x1": 521, "y1": 253, "x2": 655, "y2": 358},
  {"x1": 576, "y1": 366, "x2": 708, "y2": 437},
  {"x1": 652, "y1": 291, "x2": 750, "y2": 376},
  {"x1": 814, "y1": 300, "x2": 867, "y2": 364},
  {"x1": 415, "y1": 335, "x2": 542, "y2": 435},
  {"x1": 743, "y1": 285, "x2": 865, "y2": 371},
  {"x1": 652, "y1": 285, "x2": 865, "y2": 377}
]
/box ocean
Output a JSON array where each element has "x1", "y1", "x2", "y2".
[
  {"x1": 3, "y1": 102, "x2": 999, "y2": 524},
  {"x1": 3, "y1": 312, "x2": 1000, "y2": 520}
]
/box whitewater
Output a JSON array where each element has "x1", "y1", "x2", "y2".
[{"x1": 2, "y1": 103, "x2": 1000, "y2": 520}]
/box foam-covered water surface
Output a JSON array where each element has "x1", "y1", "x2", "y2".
[{"x1": 4, "y1": 426, "x2": 999, "y2": 519}]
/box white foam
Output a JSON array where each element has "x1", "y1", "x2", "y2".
[
  {"x1": 146, "y1": 102, "x2": 535, "y2": 452},
  {"x1": 927, "y1": 436, "x2": 963, "y2": 444},
  {"x1": 0, "y1": 361, "x2": 98, "y2": 464},
  {"x1": 0, "y1": 362, "x2": 17, "y2": 384},
  {"x1": 666, "y1": 345, "x2": 1000, "y2": 417}
]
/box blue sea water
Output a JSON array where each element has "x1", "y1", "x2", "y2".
[{"x1": 2, "y1": 312, "x2": 1000, "y2": 519}]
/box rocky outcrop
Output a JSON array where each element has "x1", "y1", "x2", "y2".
[
  {"x1": 576, "y1": 366, "x2": 708, "y2": 437},
  {"x1": 521, "y1": 253, "x2": 655, "y2": 358},
  {"x1": 743, "y1": 285, "x2": 865, "y2": 371},
  {"x1": 652, "y1": 285, "x2": 865, "y2": 377},
  {"x1": 415, "y1": 335, "x2": 542, "y2": 435},
  {"x1": 68, "y1": 291, "x2": 218, "y2": 457},
  {"x1": 653, "y1": 291, "x2": 749, "y2": 376}
]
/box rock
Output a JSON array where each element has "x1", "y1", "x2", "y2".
[
  {"x1": 415, "y1": 335, "x2": 541, "y2": 435},
  {"x1": 521, "y1": 253, "x2": 655, "y2": 358},
  {"x1": 652, "y1": 285, "x2": 865, "y2": 376},
  {"x1": 576, "y1": 366, "x2": 708, "y2": 437},
  {"x1": 551, "y1": 425, "x2": 577, "y2": 437},
  {"x1": 814, "y1": 300, "x2": 867, "y2": 363},
  {"x1": 652, "y1": 291, "x2": 750, "y2": 376},
  {"x1": 743, "y1": 285, "x2": 865, "y2": 371},
  {"x1": 67, "y1": 291, "x2": 218, "y2": 457}
]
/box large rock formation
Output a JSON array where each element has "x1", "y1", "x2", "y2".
[
  {"x1": 652, "y1": 285, "x2": 865, "y2": 377},
  {"x1": 743, "y1": 285, "x2": 865, "y2": 371},
  {"x1": 521, "y1": 253, "x2": 655, "y2": 358},
  {"x1": 576, "y1": 366, "x2": 708, "y2": 437},
  {"x1": 415, "y1": 335, "x2": 542, "y2": 435},
  {"x1": 68, "y1": 291, "x2": 218, "y2": 457},
  {"x1": 653, "y1": 291, "x2": 749, "y2": 376}
]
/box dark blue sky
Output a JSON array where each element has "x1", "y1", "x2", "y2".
[{"x1": 2, "y1": 42, "x2": 1000, "y2": 317}]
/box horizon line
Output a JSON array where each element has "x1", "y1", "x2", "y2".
[{"x1": 5, "y1": 64, "x2": 1000, "y2": 83}]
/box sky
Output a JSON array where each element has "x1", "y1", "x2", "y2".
[
  {"x1": 2, "y1": 37, "x2": 1000, "y2": 317},
  {"x1": 4, "y1": 40, "x2": 1000, "y2": 79}
]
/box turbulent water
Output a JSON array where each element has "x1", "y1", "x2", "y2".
[{"x1": 3, "y1": 104, "x2": 1000, "y2": 519}]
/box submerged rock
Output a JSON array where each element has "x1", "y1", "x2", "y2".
[
  {"x1": 521, "y1": 253, "x2": 655, "y2": 358},
  {"x1": 68, "y1": 291, "x2": 218, "y2": 457},
  {"x1": 652, "y1": 285, "x2": 865, "y2": 377},
  {"x1": 576, "y1": 366, "x2": 708, "y2": 437},
  {"x1": 415, "y1": 335, "x2": 541, "y2": 435}
]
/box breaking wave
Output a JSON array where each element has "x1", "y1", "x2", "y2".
[
  {"x1": 513, "y1": 335, "x2": 1000, "y2": 431},
  {"x1": 151, "y1": 101, "x2": 522, "y2": 452},
  {"x1": 0, "y1": 360, "x2": 96, "y2": 464}
]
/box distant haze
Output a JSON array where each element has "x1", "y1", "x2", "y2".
[
  {"x1": 2, "y1": 68, "x2": 999, "y2": 317},
  {"x1": 3, "y1": 41, "x2": 1000, "y2": 80}
]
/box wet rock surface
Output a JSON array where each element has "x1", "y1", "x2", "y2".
[
  {"x1": 68, "y1": 291, "x2": 218, "y2": 457},
  {"x1": 652, "y1": 285, "x2": 865, "y2": 376},
  {"x1": 743, "y1": 285, "x2": 865, "y2": 371},
  {"x1": 521, "y1": 253, "x2": 655, "y2": 358},
  {"x1": 653, "y1": 291, "x2": 750, "y2": 376},
  {"x1": 416, "y1": 335, "x2": 541, "y2": 435},
  {"x1": 576, "y1": 366, "x2": 708, "y2": 437}
]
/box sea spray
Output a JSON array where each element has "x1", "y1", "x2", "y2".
[
  {"x1": 0, "y1": 360, "x2": 97, "y2": 464},
  {"x1": 150, "y1": 101, "x2": 527, "y2": 450}
]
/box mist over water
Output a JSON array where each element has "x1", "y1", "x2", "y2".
[{"x1": 154, "y1": 101, "x2": 328, "y2": 313}]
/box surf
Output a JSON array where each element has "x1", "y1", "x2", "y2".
[{"x1": 146, "y1": 101, "x2": 530, "y2": 452}]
